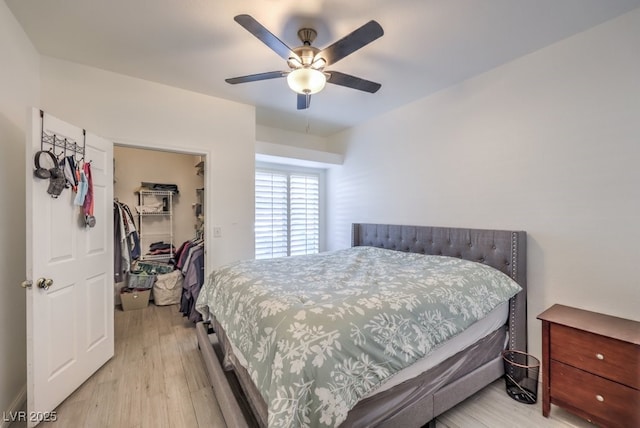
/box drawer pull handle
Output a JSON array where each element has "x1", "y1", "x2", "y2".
[
  {"x1": 596, "y1": 394, "x2": 604, "y2": 402},
  {"x1": 595, "y1": 353, "x2": 604, "y2": 360}
]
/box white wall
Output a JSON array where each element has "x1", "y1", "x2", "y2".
[
  {"x1": 326, "y1": 9, "x2": 640, "y2": 361},
  {"x1": 40, "y1": 57, "x2": 256, "y2": 272},
  {"x1": 0, "y1": 1, "x2": 40, "y2": 419},
  {"x1": 256, "y1": 124, "x2": 332, "y2": 152}
]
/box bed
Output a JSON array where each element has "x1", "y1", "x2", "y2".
[{"x1": 195, "y1": 223, "x2": 527, "y2": 427}]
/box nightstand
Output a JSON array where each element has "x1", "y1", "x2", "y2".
[{"x1": 537, "y1": 304, "x2": 640, "y2": 427}]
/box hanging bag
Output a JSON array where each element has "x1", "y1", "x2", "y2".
[{"x1": 153, "y1": 270, "x2": 183, "y2": 306}]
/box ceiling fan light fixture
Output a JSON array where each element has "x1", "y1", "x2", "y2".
[
  {"x1": 287, "y1": 68, "x2": 326, "y2": 94},
  {"x1": 287, "y1": 56, "x2": 303, "y2": 69}
]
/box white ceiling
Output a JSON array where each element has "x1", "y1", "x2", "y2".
[{"x1": 7, "y1": 0, "x2": 640, "y2": 136}]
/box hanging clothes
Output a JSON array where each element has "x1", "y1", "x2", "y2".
[
  {"x1": 59, "y1": 155, "x2": 78, "y2": 191},
  {"x1": 82, "y1": 162, "x2": 94, "y2": 220},
  {"x1": 113, "y1": 200, "x2": 141, "y2": 282},
  {"x1": 114, "y1": 202, "x2": 123, "y2": 283},
  {"x1": 121, "y1": 203, "x2": 141, "y2": 260},
  {"x1": 177, "y1": 238, "x2": 205, "y2": 322},
  {"x1": 74, "y1": 169, "x2": 88, "y2": 206}
]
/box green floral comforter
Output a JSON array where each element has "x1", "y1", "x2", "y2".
[{"x1": 196, "y1": 246, "x2": 521, "y2": 427}]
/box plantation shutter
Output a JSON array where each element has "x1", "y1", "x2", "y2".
[
  {"x1": 289, "y1": 174, "x2": 319, "y2": 256},
  {"x1": 255, "y1": 169, "x2": 320, "y2": 259},
  {"x1": 255, "y1": 170, "x2": 288, "y2": 259}
]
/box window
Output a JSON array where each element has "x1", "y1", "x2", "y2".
[{"x1": 255, "y1": 166, "x2": 321, "y2": 259}]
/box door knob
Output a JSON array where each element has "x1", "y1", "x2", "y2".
[
  {"x1": 36, "y1": 278, "x2": 54, "y2": 290},
  {"x1": 21, "y1": 280, "x2": 33, "y2": 288}
]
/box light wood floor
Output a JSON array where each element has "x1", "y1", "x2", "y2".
[
  {"x1": 436, "y1": 379, "x2": 595, "y2": 428},
  {"x1": 13, "y1": 303, "x2": 595, "y2": 428}
]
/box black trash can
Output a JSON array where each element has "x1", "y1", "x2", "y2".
[{"x1": 502, "y1": 350, "x2": 540, "y2": 404}]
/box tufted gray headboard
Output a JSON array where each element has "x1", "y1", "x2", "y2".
[{"x1": 352, "y1": 223, "x2": 527, "y2": 352}]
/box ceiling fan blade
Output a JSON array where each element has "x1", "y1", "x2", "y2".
[
  {"x1": 326, "y1": 71, "x2": 381, "y2": 93},
  {"x1": 318, "y1": 20, "x2": 383, "y2": 66},
  {"x1": 234, "y1": 14, "x2": 301, "y2": 62},
  {"x1": 225, "y1": 71, "x2": 286, "y2": 84},
  {"x1": 297, "y1": 93, "x2": 311, "y2": 110}
]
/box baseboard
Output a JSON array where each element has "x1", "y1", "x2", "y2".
[{"x1": 1, "y1": 385, "x2": 26, "y2": 428}]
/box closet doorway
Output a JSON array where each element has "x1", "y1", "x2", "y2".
[{"x1": 113, "y1": 144, "x2": 206, "y2": 311}]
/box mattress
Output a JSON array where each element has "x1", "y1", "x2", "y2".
[
  {"x1": 213, "y1": 316, "x2": 508, "y2": 428},
  {"x1": 365, "y1": 300, "x2": 508, "y2": 396},
  {"x1": 222, "y1": 301, "x2": 508, "y2": 400}
]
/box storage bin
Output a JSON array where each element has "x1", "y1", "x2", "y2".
[
  {"x1": 502, "y1": 349, "x2": 540, "y2": 404},
  {"x1": 120, "y1": 288, "x2": 151, "y2": 311},
  {"x1": 126, "y1": 270, "x2": 156, "y2": 289},
  {"x1": 134, "y1": 261, "x2": 174, "y2": 275}
]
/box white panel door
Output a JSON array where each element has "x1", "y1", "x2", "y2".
[{"x1": 25, "y1": 109, "x2": 114, "y2": 427}]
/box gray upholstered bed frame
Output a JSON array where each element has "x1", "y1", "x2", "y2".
[{"x1": 195, "y1": 223, "x2": 527, "y2": 427}]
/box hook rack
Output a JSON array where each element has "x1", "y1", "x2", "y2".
[{"x1": 40, "y1": 110, "x2": 86, "y2": 162}]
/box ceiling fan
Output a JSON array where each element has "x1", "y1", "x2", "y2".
[{"x1": 226, "y1": 14, "x2": 384, "y2": 110}]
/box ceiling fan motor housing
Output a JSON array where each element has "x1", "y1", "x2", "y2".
[
  {"x1": 297, "y1": 28, "x2": 317, "y2": 45},
  {"x1": 290, "y1": 46, "x2": 322, "y2": 69},
  {"x1": 286, "y1": 28, "x2": 326, "y2": 70}
]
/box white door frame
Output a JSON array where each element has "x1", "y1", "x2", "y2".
[{"x1": 113, "y1": 139, "x2": 212, "y2": 288}]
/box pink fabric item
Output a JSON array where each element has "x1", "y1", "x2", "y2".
[{"x1": 82, "y1": 162, "x2": 94, "y2": 216}]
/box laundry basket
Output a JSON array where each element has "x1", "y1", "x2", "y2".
[
  {"x1": 126, "y1": 270, "x2": 156, "y2": 290},
  {"x1": 502, "y1": 350, "x2": 540, "y2": 404}
]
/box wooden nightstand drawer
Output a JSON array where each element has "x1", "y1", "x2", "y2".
[
  {"x1": 551, "y1": 324, "x2": 640, "y2": 389},
  {"x1": 551, "y1": 360, "x2": 640, "y2": 428}
]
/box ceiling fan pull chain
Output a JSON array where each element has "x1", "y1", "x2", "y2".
[
  {"x1": 305, "y1": 101, "x2": 311, "y2": 134},
  {"x1": 305, "y1": 117, "x2": 310, "y2": 134}
]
